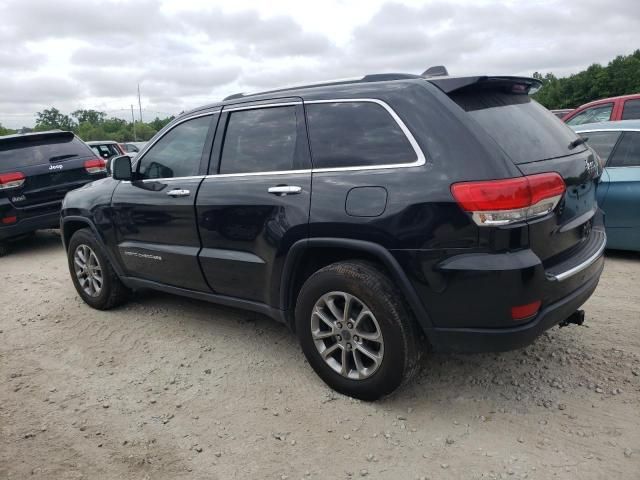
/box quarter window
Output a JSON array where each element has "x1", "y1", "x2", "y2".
[
  {"x1": 219, "y1": 107, "x2": 299, "y2": 174},
  {"x1": 608, "y1": 132, "x2": 640, "y2": 167},
  {"x1": 305, "y1": 102, "x2": 417, "y2": 169},
  {"x1": 566, "y1": 104, "x2": 613, "y2": 126},
  {"x1": 138, "y1": 115, "x2": 211, "y2": 179},
  {"x1": 621, "y1": 99, "x2": 640, "y2": 120},
  {"x1": 582, "y1": 131, "x2": 621, "y2": 163}
]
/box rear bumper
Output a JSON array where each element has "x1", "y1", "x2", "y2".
[
  {"x1": 0, "y1": 211, "x2": 60, "y2": 241},
  {"x1": 427, "y1": 258, "x2": 603, "y2": 352}
]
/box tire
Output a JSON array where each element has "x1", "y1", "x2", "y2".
[
  {"x1": 295, "y1": 260, "x2": 423, "y2": 401},
  {"x1": 67, "y1": 228, "x2": 129, "y2": 310},
  {"x1": 0, "y1": 242, "x2": 9, "y2": 257}
]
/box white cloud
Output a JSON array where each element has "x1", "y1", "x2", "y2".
[{"x1": 0, "y1": 0, "x2": 639, "y2": 128}]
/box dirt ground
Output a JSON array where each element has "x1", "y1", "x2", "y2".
[{"x1": 1, "y1": 230, "x2": 639, "y2": 480}]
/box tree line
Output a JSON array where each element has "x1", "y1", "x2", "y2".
[
  {"x1": 0, "y1": 108, "x2": 175, "y2": 142},
  {"x1": 532, "y1": 50, "x2": 640, "y2": 109}
]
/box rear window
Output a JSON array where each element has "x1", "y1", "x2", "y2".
[
  {"x1": 450, "y1": 91, "x2": 584, "y2": 164},
  {"x1": 0, "y1": 133, "x2": 94, "y2": 169},
  {"x1": 91, "y1": 144, "x2": 121, "y2": 159}
]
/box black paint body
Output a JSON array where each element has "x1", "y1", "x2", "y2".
[{"x1": 60, "y1": 77, "x2": 605, "y2": 352}]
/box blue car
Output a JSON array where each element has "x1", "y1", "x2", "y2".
[{"x1": 573, "y1": 120, "x2": 640, "y2": 251}]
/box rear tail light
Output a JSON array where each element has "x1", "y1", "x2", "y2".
[
  {"x1": 1, "y1": 215, "x2": 17, "y2": 225},
  {"x1": 84, "y1": 158, "x2": 107, "y2": 174},
  {"x1": 511, "y1": 300, "x2": 542, "y2": 320},
  {"x1": 451, "y1": 172, "x2": 565, "y2": 226},
  {"x1": 0, "y1": 172, "x2": 25, "y2": 190}
]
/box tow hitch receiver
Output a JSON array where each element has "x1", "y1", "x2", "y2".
[{"x1": 559, "y1": 309, "x2": 585, "y2": 328}]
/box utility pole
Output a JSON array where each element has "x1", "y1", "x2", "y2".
[
  {"x1": 131, "y1": 104, "x2": 137, "y2": 141},
  {"x1": 137, "y1": 83, "x2": 143, "y2": 122}
]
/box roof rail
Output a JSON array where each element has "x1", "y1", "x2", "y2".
[
  {"x1": 361, "y1": 73, "x2": 421, "y2": 82},
  {"x1": 222, "y1": 73, "x2": 423, "y2": 102}
]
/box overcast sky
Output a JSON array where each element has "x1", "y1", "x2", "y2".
[{"x1": 1, "y1": 0, "x2": 639, "y2": 128}]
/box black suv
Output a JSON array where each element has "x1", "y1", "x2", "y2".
[
  {"x1": 0, "y1": 130, "x2": 107, "y2": 255},
  {"x1": 60, "y1": 72, "x2": 606, "y2": 400}
]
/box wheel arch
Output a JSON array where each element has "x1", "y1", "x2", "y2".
[
  {"x1": 61, "y1": 216, "x2": 125, "y2": 277},
  {"x1": 279, "y1": 238, "x2": 434, "y2": 335}
]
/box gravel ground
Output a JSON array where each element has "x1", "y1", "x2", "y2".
[{"x1": 1, "y1": 230, "x2": 639, "y2": 480}]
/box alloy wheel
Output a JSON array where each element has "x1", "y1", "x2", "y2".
[
  {"x1": 310, "y1": 291, "x2": 384, "y2": 380},
  {"x1": 73, "y1": 244, "x2": 103, "y2": 297}
]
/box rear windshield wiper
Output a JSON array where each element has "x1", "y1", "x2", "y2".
[
  {"x1": 49, "y1": 154, "x2": 79, "y2": 162},
  {"x1": 568, "y1": 137, "x2": 587, "y2": 150}
]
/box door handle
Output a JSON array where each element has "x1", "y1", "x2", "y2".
[
  {"x1": 268, "y1": 185, "x2": 302, "y2": 196},
  {"x1": 167, "y1": 189, "x2": 190, "y2": 197}
]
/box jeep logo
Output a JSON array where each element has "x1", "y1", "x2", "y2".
[
  {"x1": 49, "y1": 164, "x2": 63, "y2": 171},
  {"x1": 585, "y1": 156, "x2": 597, "y2": 176}
]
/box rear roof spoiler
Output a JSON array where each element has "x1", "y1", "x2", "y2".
[
  {"x1": 0, "y1": 130, "x2": 74, "y2": 147},
  {"x1": 426, "y1": 75, "x2": 542, "y2": 94}
]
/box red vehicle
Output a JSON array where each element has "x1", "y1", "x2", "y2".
[{"x1": 563, "y1": 93, "x2": 640, "y2": 125}]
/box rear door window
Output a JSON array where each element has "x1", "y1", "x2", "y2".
[
  {"x1": 566, "y1": 104, "x2": 614, "y2": 126},
  {"x1": 621, "y1": 99, "x2": 640, "y2": 120},
  {"x1": 450, "y1": 91, "x2": 584, "y2": 164},
  {"x1": 219, "y1": 106, "x2": 300, "y2": 174},
  {"x1": 581, "y1": 131, "x2": 621, "y2": 163},
  {"x1": 608, "y1": 132, "x2": 640, "y2": 167},
  {"x1": 0, "y1": 134, "x2": 94, "y2": 169}
]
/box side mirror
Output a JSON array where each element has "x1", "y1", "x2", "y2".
[{"x1": 111, "y1": 155, "x2": 133, "y2": 181}]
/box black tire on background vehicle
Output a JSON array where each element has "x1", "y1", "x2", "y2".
[
  {"x1": 67, "y1": 228, "x2": 129, "y2": 310},
  {"x1": 295, "y1": 261, "x2": 423, "y2": 401}
]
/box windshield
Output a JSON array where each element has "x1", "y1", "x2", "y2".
[{"x1": 450, "y1": 91, "x2": 585, "y2": 164}]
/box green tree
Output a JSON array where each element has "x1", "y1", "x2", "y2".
[
  {"x1": 0, "y1": 123, "x2": 15, "y2": 136},
  {"x1": 134, "y1": 123, "x2": 157, "y2": 141},
  {"x1": 72, "y1": 109, "x2": 106, "y2": 125},
  {"x1": 149, "y1": 116, "x2": 174, "y2": 131},
  {"x1": 35, "y1": 107, "x2": 76, "y2": 131},
  {"x1": 533, "y1": 50, "x2": 640, "y2": 109},
  {"x1": 76, "y1": 122, "x2": 107, "y2": 141}
]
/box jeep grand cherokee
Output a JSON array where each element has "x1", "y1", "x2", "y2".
[
  {"x1": 60, "y1": 71, "x2": 605, "y2": 400},
  {"x1": 0, "y1": 130, "x2": 107, "y2": 255}
]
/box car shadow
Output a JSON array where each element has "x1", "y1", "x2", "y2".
[{"x1": 2, "y1": 229, "x2": 63, "y2": 257}]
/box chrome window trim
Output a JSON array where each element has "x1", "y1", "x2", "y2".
[
  {"x1": 206, "y1": 169, "x2": 312, "y2": 179},
  {"x1": 575, "y1": 128, "x2": 640, "y2": 134},
  {"x1": 222, "y1": 101, "x2": 302, "y2": 112},
  {"x1": 124, "y1": 98, "x2": 427, "y2": 182},
  {"x1": 304, "y1": 98, "x2": 426, "y2": 173},
  {"x1": 120, "y1": 176, "x2": 206, "y2": 184},
  {"x1": 140, "y1": 175, "x2": 206, "y2": 183}
]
